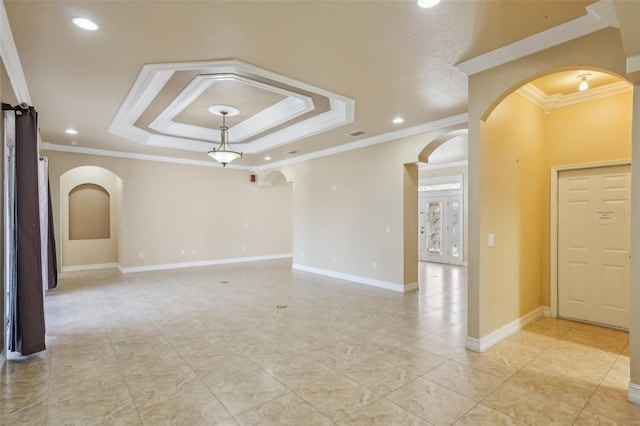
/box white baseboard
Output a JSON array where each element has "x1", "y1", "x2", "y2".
[
  {"x1": 61, "y1": 263, "x2": 119, "y2": 272},
  {"x1": 465, "y1": 306, "x2": 544, "y2": 352},
  {"x1": 629, "y1": 383, "x2": 640, "y2": 405},
  {"x1": 542, "y1": 306, "x2": 551, "y2": 317},
  {"x1": 120, "y1": 254, "x2": 292, "y2": 273},
  {"x1": 292, "y1": 263, "x2": 416, "y2": 292}
]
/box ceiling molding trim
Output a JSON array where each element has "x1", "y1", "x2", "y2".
[
  {"x1": 555, "y1": 81, "x2": 631, "y2": 107},
  {"x1": 246, "y1": 97, "x2": 354, "y2": 153},
  {"x1": 455, "y1": 0, "x2": 617, "y2": 76},
  {"x1": 256, "y1": 113, "x2": 469, "y2": 172},
  {"x1": 419, "y1": 160, "x2": 468, "y2": 171},
  {"x1": 108, "y1": 68, "x2": 175, "y2": 143},
  {"x1": 0, "y1": 1, "x2": 31, "y2": 104},
  {"x1": 628, "y1": 54, "x2": 640, "y2": 74},
  {"x1": 516, "y1": 84, "x2": 549, "y2": 109},
  {"x1": 109, "y1": 59, "x2": 355, "y2": 154},
  {"x1": 40, "y1": 142, "x2": 254, "y2": 171},
  {"x1": 518, "y1": 81, "x2": 632, "y2": 113},
  {"x1": 149, "y1": 73, "x2": 315, "y2": 142}
]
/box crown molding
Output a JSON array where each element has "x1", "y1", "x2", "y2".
[
  {"x1": 256, "y1": 113, "x2": 469, "y2": 172},
  {"x1": 455, "y1": 0, "x2": 618, "y2": 76},
  {"x1": 42, "y1": 112, "x2": 468, "y2": 172},
  {"x1": 39, "y1": 142, "x2": 255, "y2": 171},
  {"x1": 517, "y1": 81, "x2": 632, "y2": 114},
  {"x1": 0, "y1": 1, "x2": 31, "y2": 104}
]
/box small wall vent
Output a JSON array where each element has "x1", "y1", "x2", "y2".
[{"x1": 349, "y1": 130, "x2": 366, "y2": 137}]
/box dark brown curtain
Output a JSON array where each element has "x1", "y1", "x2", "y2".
[
  {"x1": 47, "y1": 179, "x2": 58, "y2": 289},
  {"x1": 11, "y1": 105, "x2": 46, "y2": 355}
]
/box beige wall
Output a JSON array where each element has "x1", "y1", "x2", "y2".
[
  {"x1": 278, "y1": 127, "x2": 465, "y2": 288},
  {"x1": 46, "y1": 151, "x2": 293, "y2": 269},
  {"x1": 481, "y1": 92, "x2": 546, "y2": 332},
  {"x1": 467, "y1": 27, "x2": 630, "y2": 339}
]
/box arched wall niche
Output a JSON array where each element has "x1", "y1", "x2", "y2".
[
  {"x1": 60, "y1": 166, "x2": 123, "y2": 269},
  {"x1": 258, "y1": 169, "x2": 289, "y2": 187},
  {"x1": 69, "y1": 183, "x2": 111, "y2": 240}
]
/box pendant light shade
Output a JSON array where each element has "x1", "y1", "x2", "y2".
[{"x1": 207, "y1": 109, "x2": 242, "y2": 167}]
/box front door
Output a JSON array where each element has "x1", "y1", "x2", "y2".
[
  {"x1": 419, "y1": 196, "x2": 462, "y2": 265},
  {"x1": 558, "y1": 165, "x2": 630, "y2": 329}
]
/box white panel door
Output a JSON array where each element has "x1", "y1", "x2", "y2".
[{"x1": 558, "y1": 165, "x2": 630, "y2": 329}]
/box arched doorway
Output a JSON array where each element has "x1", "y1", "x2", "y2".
[
  {"x1": 60, "y1": 166, "x2": 123, "y2": 270},
  {"x1": 417, "y1": 130, "x2": 469, "y2": 266}
]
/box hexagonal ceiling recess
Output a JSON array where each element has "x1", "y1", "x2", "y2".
[{"x1": 109, "y1": 59, "x2": 355, "y2": 154}]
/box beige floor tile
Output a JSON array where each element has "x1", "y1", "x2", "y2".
[
  {"x1": 3, "y1": 260, "x2": 635, "y2": 425},
  {"x1": 433, "y1": 322, "x2": 467, "y2": 343},
  {"x1": 264, "y1": 354, "x2": 335, "y2": 390},
  {"x1": 189, "y1": 352, "x2": 261, "y2": 387},
  {"x1": 453, "y1": 403, "x2": 527, "y2": 425},
  {"x1": 386, "y1": 377, "x2": 476, "y2": 425},
  {"x1": 210, "y1": 369, "x2": 289, "y2": 415},
  {"x1": 214, "y1": 418, "x2": 241, "y2": 426},
  {"x1": 342, "y1": 357, "x2": 416, "y2": 396},
  {"x1": 295, "y1": 373, "x2": 380, "y2": 422},
  {"x1": 309, "y1": 341, "x2": 374, "y2": 371},
  {"x1": 338, "y1": 398, "x2": 432, "y2": 426},
  {"x1": 506, "y1": 364, "x2": 598, "y2": 408},
  {"x1": 424, "y1": 361, "x2": 504, "y2": 401},
  {"x1": 573, "y1": 408, "x2": 621, "y2": 425},
  {"x1": 235, "y1": 392, "x2": 332, "y2": 425},
  {"x1": 411, "y1": 334, "x2": 466, "y2": 359},
  {"x1": 452, "y1": 350, "x2": 520, "y2": 381},
  {"x1": 0, "y1": 391, "x2": 48, "y2": 426},
  {"x1": 242, "y1": 341, "x2": 300, "y2": 367},
  {"x1": 46, "y1": 390, "x2": 141, "y2": 426},
  {"x1": 587, "y1": 385, "x2": 640, "y2": 425},
  {"x1": 483, "y1": 381, "x2": 582, "y2": 425},
  {"x1": 131, "y1": 376, "x2": 231, "y2": 425},
  {"x1": 380, "y1": 346, "x2": 448, "y2": 376},
  {"x1": 560, "y1": 327, "x2": 629, "y2": 354}
]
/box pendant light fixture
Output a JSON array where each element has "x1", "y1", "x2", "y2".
[
  {"x1": 578, "y1": 73, "x2": 591, "y2": 91},
  {"x1": 207, "y1": 106, "x2": 242, "y2": 167}
]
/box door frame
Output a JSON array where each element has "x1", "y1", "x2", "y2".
[{"x1": 550, "y1": 159, "x2": 631, "y2": 319}]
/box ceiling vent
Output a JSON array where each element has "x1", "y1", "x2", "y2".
[{"x1": 349, "y1": 130, "x2": 366, "y2": 137}]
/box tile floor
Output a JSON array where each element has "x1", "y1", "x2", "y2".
[{"x1": 1, "y1": 260, "x2": 638, "y2": 425}]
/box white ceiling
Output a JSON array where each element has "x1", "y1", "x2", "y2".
[{"x1": 2, "y1": 0, "x2": 636, "y2": 169}]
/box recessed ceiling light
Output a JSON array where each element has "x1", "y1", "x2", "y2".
[
  {"x1": 264, "y1": 156, "x2": 272, "y2": 161},
  {"x1": 417, "y1": 0, "x2": 441, "y2": 8},
  {"x1": 70, "y1": 141, "x2": 78, "y2": 146},
  {"x1": 72, "y1": 17, "x2": 99, "y2": 31},
  {"x1": 65, "y1": 128, "x2": 78, "y2": 135},
  {"x1": 392, "y1": 117, "x2": 404, "y2": 124}
]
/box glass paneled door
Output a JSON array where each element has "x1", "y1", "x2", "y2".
[{"x1": 419, "y1": 195, "x2": 462, "y2": 265}]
